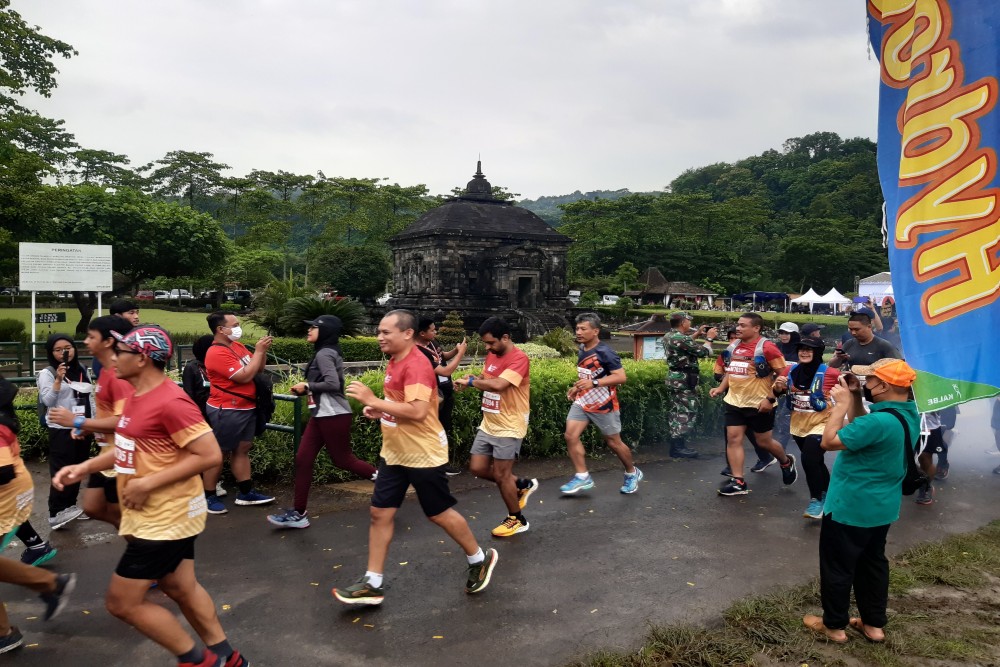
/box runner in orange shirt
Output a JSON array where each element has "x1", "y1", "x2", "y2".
[
  {"x1": 333, "y1": 310, "x2": 498, "y2": 606},
  {"x1": 457, "y1": 316, "x2": 538, "y2": 537}
]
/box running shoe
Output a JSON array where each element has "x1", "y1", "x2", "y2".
[
  {"x1": 21, "y1": 542, "x2": 58, "y2": 566},
  {"x1": 559, "y1": 475, "x2": 594, "y2": 495},
  {"x1": 780, "y1": 453, "x2": 798, "y2": 486},
  {"x1": 750, "y1": 456, "x2": 777, "y2": 473},
  {"x1": 333, "y1": 576, "x2": 385, "y2": 606},
  {"x1": 517, "y1": 478, "x2": 539, "y2": 509},
  {"x1": 206, "y1": 495, "x2": 228, "y2": 515},
  {"x1": 718, "y1": 477, "x2": 749, "y2": 496},
  {"x1": 465, "y1": 548, "x2": 498, "y2": 594},
  {"x1": 267, "y1": 509, "x2": 310, "y2": 529},
  {"x1": 0, "y1": 627, "x2": 23, "y2": 655},
  {"x1": 934, "y1": 465, "x2": 949, "y2": 480},
  {"x1": 48, "y1": 506, "x2": 83, "y2": 530},
  {"x1": 444, "y1": 465, "x2": 462, "y2": 476},
  {"x1": 491, "y1": 515, "x2": 529, "y2": 537},
  {"x1": 620, "y1": 467, "x2": 644, "y2": 494},
  {"x1": 215, "y1": 481, "x2": 228, "y2": 497},
  {"x1": 719, "y1": 465, "x2": 732, "y2": 477},
  {"x1": 40, "y1": 573, "x2": 76, "y2": 621},
  {"x1": 178, "y1": 649, "x2": 224, "y2": 667},
  {"x1": 915, "y1": 484, "x2": 935, "y2": 505},
  {"x1": 803, "y1": 498, "x2": 824, "y2": 519},
  {"x1": 234, "y1": 490, "x2": 275, "y2": 506},
  {"x1": 224, "y1": 650, "x2": 249, "y2": 667}
]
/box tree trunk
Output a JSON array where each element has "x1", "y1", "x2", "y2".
[{"x1": 72, "y1": 291, "x2": 98, "y2": 336}]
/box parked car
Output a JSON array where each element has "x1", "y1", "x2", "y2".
[
  {"x1": 153, "y1": 290, "x2": 171, "y2": 300},
  {"x1": 567, "y1": 290, "x2": 581, "y2": 305},
  {"x1": 136, "y1": 290, "x2": 155, "y2": 301},
  {"x1": 231, "y1": 290, "x2": 253, "y2": 306},
  {"x1": 599, "y1": 295, "x2": 620, "y2": 306},
  {"x1": 168, "y1": 289, "x2": 193, "y2": 299}
]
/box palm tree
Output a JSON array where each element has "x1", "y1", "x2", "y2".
[{"x1": 279, "y1": 297, "x2": 367, "y2": 338}]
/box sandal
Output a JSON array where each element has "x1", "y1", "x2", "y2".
[
  {"x1": 848, "y1": 617, "x2": 885, "y2": 643},
  {"x1": 803, "y1": 614, "x2": 848, "y2": 644}
]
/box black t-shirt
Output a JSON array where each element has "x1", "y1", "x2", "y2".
[{"x1": 842, "y1": 336, "x2": 901, "y2": 369}]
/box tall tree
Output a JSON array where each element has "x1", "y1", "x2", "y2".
[
  {"x1": 141, "y1": 150, "x2": 229, "y2": 210},
  {"x1": 64, "y1": 148, "x2": 138, "y2": 187}
]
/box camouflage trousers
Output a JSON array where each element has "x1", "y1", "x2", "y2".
[{"x1": 666, "y1": 373, "x2": 701, "y2": 439}]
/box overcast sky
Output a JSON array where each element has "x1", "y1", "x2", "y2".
[{"x1": 24, "y1": 0, "x2": 877, "y2": 199}]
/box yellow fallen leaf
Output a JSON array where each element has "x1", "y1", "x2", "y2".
[
  {"x1": 82, "y1": 610, "x2": 90, "y2": 614},
  {"x1": 588, "y1": 509, "x2": 594, "y2": 513},
  {"x1": 399, "y1": 561, "x2": 408, "y2": 565},
  {"x1": 590, "y1": 609, "x2": 598, "y2": 613},
  {"x1": 687, "y1": 582, "x2": 695, "y2": 587},
  {"x1": 364, "y1": 624, "x2": 374, "y2": 628},
  {"x1": 432, "y1": 635, "x2": 444, "y2": 639},
  {"x1": 310, "y1": 582, "x2": 319, "y2": 586},
  {"x1": 25, "y1": 616, "x2": 37, "y2": 620},
  {"x1": 333, "y1": 564, "x2": 342, "y2": 569},
  {"x1": 222, "y1": 604, "x2": 232, "y2": 610},
  {"x1": 26, "y1": 643, "x2": 38, "y2": 648},
  {"x1": 353, "y1": 617, "x2": 360, "y2": 623}
]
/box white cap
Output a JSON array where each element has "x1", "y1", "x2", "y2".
[{"x1": 778, "y1": 322, "x2": 799, "y2": 333}]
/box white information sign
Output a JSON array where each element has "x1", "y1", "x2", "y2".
[{"x1": 18, "y1": 243, "x2": 113, "y2": 291}]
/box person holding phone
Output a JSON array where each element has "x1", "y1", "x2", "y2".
[{"x1": 37, "y1": 334, "x2": 94, "y2": 530}]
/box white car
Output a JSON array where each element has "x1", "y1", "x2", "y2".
[
  {"x1": 153, "y1": 290, "x2": 171, "y2": 300},
  {"x1": 600, "y1": 295, "x2": 620, "y2": 306},
  {"x1": 376, "y1": 293, "x2": 392, "y2": 305},
  {"x1": 168, "y1": 289, "x2": 193, "y2": 299}
]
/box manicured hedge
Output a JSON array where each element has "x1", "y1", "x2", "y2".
[{"x1": 267, "y1": 336, "x2": 384, "y2": 364}]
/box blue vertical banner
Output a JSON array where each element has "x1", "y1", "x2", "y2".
[{"x1": 868, "y1": 1, "x2": 1000, "y2": 411}]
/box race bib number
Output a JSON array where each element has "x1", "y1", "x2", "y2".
[
  {"x1": 72, "y1": 404, "x2": 86, "y2": 416},
  {"x1": 114, "y1": 433, "x2": 136, "y2": 475},
  {"x1": 481, "y1": 391, "x2": 501, "y2": 414},
  {"x1": 790, "y1": 393, "x2": 813, "y2": 412},
  {"x1": 380, "y1": 398, "x2": 397, "y2": 428},
  {"x1": 437, "y1": 375, "x2": 449, "y2": 384},
  {"x1": 726, "y1": 360, "x2": 750, "y2": 376},
  {"x1": 577, "y1": 367, "x2": 593, "y2": 381}
]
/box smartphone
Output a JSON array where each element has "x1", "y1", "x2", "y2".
[{"x1": 62, "y1": 350, "x2": 69, "y2": 364}]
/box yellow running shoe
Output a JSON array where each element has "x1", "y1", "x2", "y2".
[
  {"x1": 517, "y1": 478, "x2": 539, "y2": 509},
  {"x1": 491, "y1": 515, "x2": 529, "y2": 537}
]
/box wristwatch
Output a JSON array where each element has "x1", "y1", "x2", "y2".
[
  {"x1": 766, "y1": 396, "x2": 777, "y2": 404},
  {"x1": 592, "y1": 379, "x2": 600, "y2": 388}
]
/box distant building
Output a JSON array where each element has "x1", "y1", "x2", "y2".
[
  {"x1": 623, "y1": 267, "x2": 717, "y2": 308},
  {"x1": 387, "y1": 162, "x2": 571, "y2": 339}
]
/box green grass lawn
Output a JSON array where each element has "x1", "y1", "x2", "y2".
[{"x1": 0, "y1": 307, "x2": 267, "y2": 341}]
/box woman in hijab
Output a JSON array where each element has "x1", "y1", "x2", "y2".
[
  {"x1": 37, "y1": 334, "x2": 94, "y2": 530},
  {"x1": 0, "y1": 377, "x2": 76, "y2": 654},
  {"x1": 772, "y1": 337, "x2": 840, "y2": 520},
  {"x1": 267, "y1": 315, "x2": 376, "y2": 529}
]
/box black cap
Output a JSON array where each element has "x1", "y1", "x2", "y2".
[
  {"x1": 796, "y1": 337, "x2": 826, "y2": 352},
  {"x1": 800, "y1": 323, "x2": 825, "y2": 336},
  {"x1": 304, "y1": 315, "x2": 341, "y2": 328}
]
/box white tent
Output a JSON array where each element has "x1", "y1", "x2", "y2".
[
  {"x1": 820, "y1": 288, "x2": 852, "y2": 313},
  {"x1": 858, "y1": 272, "x2": 894, "y2": 305},
  {"x1": 791, "y1": 288, "x2": 823, "y2": 313}
]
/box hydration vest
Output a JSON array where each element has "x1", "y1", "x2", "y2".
[
  {"x1": 722, "y1": 337, "x2": 771, "y2": 378},
  {"x1": 785, "y1": 363, "x2": 829, "y2": 412}
]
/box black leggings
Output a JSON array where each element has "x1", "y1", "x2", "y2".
[
  {"x1": 47, "y1": 428, "x2": 91, "y2": 516},
  {"x1": 793, "y1": 434, "x2": 830, "y2": 499}
]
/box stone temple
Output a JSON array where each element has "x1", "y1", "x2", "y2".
[{"x1": 387, "y1": 162, "x2": 570, "y2": 339}]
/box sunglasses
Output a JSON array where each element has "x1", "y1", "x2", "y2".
[{"x1": 114, "y1": 346, "x2": 142, "y2": 356}]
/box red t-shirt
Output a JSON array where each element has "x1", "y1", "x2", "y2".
[
  {"x1": 380, "y1": 346, "x2": 447, "y2": 468},
  {"x1": 205, "y1": 341, "x2": 255, "y2": 410},
  {"x1": 114, "y1": 379, "x2": 213, "y2": 540}
]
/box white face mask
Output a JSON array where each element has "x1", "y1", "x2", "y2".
[{"x1": 227, "y1": 326, "x2": 243, "y2": 341}]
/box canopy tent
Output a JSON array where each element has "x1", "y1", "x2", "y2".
[
  {"x1": 731, "y1": 291, "x2": 789, "y2": 311},
  {"x1": 789, "y1": 287, "x2": 852, "y2": 313},
  {"x1": 858, "y1": 271, "x2": 894, "y2": 305},
  {"x1": 790, "y1": 288, "x2": 822, "y2": 305}
]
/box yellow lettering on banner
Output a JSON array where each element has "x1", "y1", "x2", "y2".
[
  {"x1": 872, "y1": 0, "x2": 1000, "y2": 324},
  {"x1": 899, "y1": 85, "x2": 991, "y2": 179},
  {"x1": 870, "y1": 0, "x2": 944, "y2": 85}
]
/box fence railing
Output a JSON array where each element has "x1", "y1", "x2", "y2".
[{"x1": 7, "y1": 377, "x2": 307, "y2": 452}]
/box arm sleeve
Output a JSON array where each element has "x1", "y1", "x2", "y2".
[
  {"x1": 402, "y1": 360, "x2": 435, "y2": 403},
  {"x1": 498, "y1": 353, "x2": 529, "y2": 387},
  {"x1": 763, "y1": 341, "x2": 786, "y2": 371},
  {"x1": 37, "y1": 369, "x2": 61, "y2": 407},
  {"x1": 164, "y1": 396, "x2": 214, "y2": 448},
  {"x1": 600, "y1": 346, "x2": 623, "y2": 372},
  {"x1": 308, "y1": 350, "x2": 343, "y2": 394}
]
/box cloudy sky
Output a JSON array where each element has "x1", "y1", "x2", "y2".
[{"x1": 24, "y1": 0, "x2": 878, "y2": 199}]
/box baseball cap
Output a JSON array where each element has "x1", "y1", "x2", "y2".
[
  {"x1": 778, "y1": 322, "x2": 799, "y2": 333},
  {"x1": 850, "y1": 358, "x2": 917, "y2": 387},
  {"x1": 112, "y1": 325, "x2": 173, "y2": 362},
  {"x1": 670, "y1": 311, "x2": 693, "y2": 321},
  {"x1": 800, "y1": 323, "x2": 825, "y2": 336}
]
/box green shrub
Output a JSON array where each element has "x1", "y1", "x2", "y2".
[
  {"x1": 436, "y1": 311, "x2": 466, "y2": 346},
  {"x1": 220, "y1": 302, "x2": 241, "y2": 312},
  {"x1": 340, "y1": 337, "x2": 383, "y2": 362},
  {"x1": 279, "y1": 296, "x2": 366, "y2": 338},
  {"x1": 266, "y1": 336, "x2": 384, "y2": 364},
  {"x1": 267, "y1": 337, "x2": 314, "y2": 363},
  {"x1": 0, "y1": 318, "x2": 26, "y2": 344},
  {"x1": 533, "y1": 327, "x2": 576, "y2": 356},
  {"x1": 517, "y1": 343, "x2": 561, "y2": 359}
]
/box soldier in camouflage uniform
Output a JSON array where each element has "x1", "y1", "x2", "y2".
[{"x1": 661, "y1": 312, "x2": 718, "y2": 458}]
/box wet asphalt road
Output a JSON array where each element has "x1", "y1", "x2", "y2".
[{"x1": 3, "y1": 399, "x2": 999, "y2": 666}]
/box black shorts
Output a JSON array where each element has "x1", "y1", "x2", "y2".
[
  {"x1": 724, "y1": 404, "x2": 776, "y2": 434},
  {"x1": 86, "y1": 473, "x2": 119, "y2": 504},
  {"x1": 115, "y1": 536, "x2": 196, "y2": 580},
  {"x1": 371, "y1": 463, "x2": 457, "y2": 518}
]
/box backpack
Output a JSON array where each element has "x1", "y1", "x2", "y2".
[
  {"x1": 883, "y1": 408, "x2": 927, "y2": 496},
  {"x1": 784, "y1": 363, "x2": 828, "y2": 412},
  {"x1": 722, "y1": 337, "x2": 771, "y2": 378}
]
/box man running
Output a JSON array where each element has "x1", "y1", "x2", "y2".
[
  {"x1": 49, "y1": 315, "x2": 134, "y2": 527},
  {"x1": 457, "y1": 316, "x2": 538, "y2": 537},
  {"x1": 52, "y1": 326, "x2": 250, "y2": 667},
  {"x1": 333, "y1": 310, "x2": 498, "y2": 606},
  {"x1": 709, "y1": 312, "x2": 797, "y2": 496},
  {"x1": 559, "y1": 313, "x2": 642, "y2": 495}
]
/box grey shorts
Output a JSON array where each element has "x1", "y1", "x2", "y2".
[
  {"x1": 567, "y1": 403, "x2": 622, "y2": 436},
  {"x1": 470, "y1": 430, "x2": 523, "y2": 460},
  {"x1": 206, "y1": 405, "x2": 255, "y2": 452}
]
